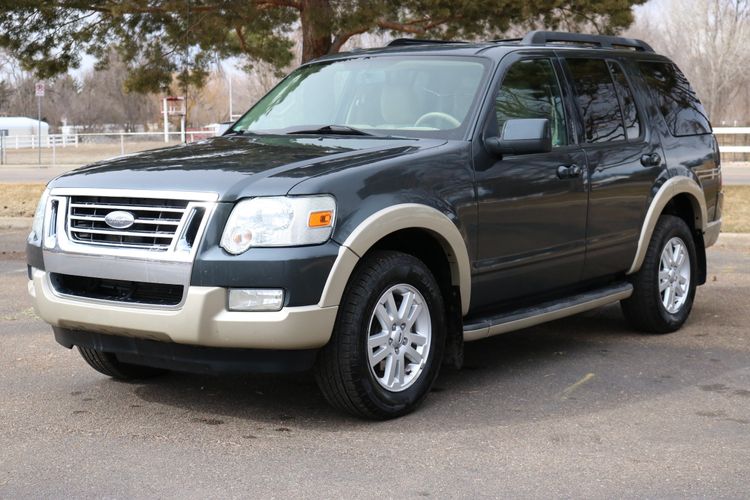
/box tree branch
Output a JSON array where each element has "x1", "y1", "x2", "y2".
[{"x1": 330, "y1": 27, "x2": 369, "y2": 52}]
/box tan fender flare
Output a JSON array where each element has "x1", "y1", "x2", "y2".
[
  {"x1": 627, "y1": 176, "x2": 707, "y2": 275},
  {"x1": 318, "y1": 204, "x2": 472, "y2": 316}
]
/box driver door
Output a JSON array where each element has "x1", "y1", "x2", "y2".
[{"x1": 471, "y1": 56, "x2": 589, "y2": 310}]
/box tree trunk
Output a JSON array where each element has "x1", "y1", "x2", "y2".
[{"x1": 300, "y1": 0, "x2": 333, "y2": 62}]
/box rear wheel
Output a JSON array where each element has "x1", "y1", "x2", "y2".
[
  {"x1": 77, "y1": 347, "x2": 167, "y2": 380},
  {"x1": 621, "y1": 215, "x2": 697, "y2": 333},
  {"x1": 315, "y1": 251, "x2": 446, "y2": 419}
]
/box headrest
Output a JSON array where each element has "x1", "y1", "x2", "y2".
[{"x1": 380, "y1": 85, "x2": 417, "y2": 125}]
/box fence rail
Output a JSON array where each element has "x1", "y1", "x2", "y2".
[
  {"x1": 1, "y1": 130, "x2": 217, "y2": 150},
  {"x1": 714, "y1": 127, "x2": 750, "y2": 155},
  {"x1": 0, "y1": 127, "x2": 748, "y2": 163}
]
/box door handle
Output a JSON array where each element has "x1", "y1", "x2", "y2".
[
  {"x1": 557, "y1": 164, "x2": 582, "y2": 179},
  {"x1": 640, "y1": 152, "x2": 662, "y2": 167}
]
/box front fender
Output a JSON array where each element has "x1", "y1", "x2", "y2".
[{"x1": 317, "y1": 204, "x2": 472, "y2": 316}]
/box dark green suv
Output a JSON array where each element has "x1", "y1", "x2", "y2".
[{"x1": 27, "y1": 31, "x2": 722, "y2": 418}]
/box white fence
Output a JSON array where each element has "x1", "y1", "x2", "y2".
[
  {"x1": 1, "y1": 127, "x2": 749, "y2": 155},
  {"x1": 714, "y1": 127, "x2": 750, "y2": 154},
  {"x1": 1, "y1": 130, "x2": 218, "y2": 150},
  {"x1": 1, "y1": 134, "x2": 79, "y2": 149}
]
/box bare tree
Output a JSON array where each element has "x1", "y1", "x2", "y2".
[
  {"x1": 627, "y1": 0, "x2": 750, "y2": 124},
  {"x1": 72, "y1": 52, "x2": 159, "y2": 132}
]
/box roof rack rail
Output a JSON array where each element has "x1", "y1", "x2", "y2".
[
  {"x1": 489, "y1": 37, "x2": 523, "y2": 44},
  {"x1": 387, "y1": 38, "x2": 467, "y2": 47},
  {"x1": 521, "y1": 31, "x2": 654, "y2": 52}
]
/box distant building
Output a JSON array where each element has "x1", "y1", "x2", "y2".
[{"x1": 0, "y1": 117, "x2": 49, "y2": 147}]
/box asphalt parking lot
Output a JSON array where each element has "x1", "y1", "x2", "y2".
[{"x1": 1, "y1": 229, "x2": 749, "y2": 498}]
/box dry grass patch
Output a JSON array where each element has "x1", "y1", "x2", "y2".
[
  {"x1": 4, "y1": 141, "x2": 181, "y2": 166},
  {"x1": 0, "y1": 183, "x2": 748, "y2": 233},
  {"x1": 723, "y1": 185, "x2": 750, "y2": 233},
  {"x1": 0, "y1": 183, "x2": 46, "y2": 217}
]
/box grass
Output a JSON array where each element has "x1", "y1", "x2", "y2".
[
  {"x1": 0, "y1": 183, "x2": 748, "y2": 233},
  {"x1": 722, "y1": 185, "x2": 750, "y2": 233},
  {"x1": 0, "y1": 183, "x2": 46, "y2": 217},
  {"x1": 3, "y1": 141, "x2": 182, "y2": 166}
]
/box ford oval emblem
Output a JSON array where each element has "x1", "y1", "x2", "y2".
[{"x1": 104, "y1": 210, "x2": 135, "y2": 229}]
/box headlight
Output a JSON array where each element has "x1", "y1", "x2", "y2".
[
  {"x1": 220, "y1": 195, "x2": 336, "y2": 254},
  {"x1": 28, "y1": 188, "x2": 50, "y2": 246}
]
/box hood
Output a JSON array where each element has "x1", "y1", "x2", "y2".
[{"x1": 49, "y1": 135, "x2": 445, "y2": 200}]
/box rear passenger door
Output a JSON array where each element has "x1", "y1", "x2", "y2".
[{"x1": 561, "y1": 56, "x2": 665, "y2": 281}]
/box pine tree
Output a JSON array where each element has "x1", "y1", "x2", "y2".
[{"x1": 0, "y1": 0, "x2": 646, "y2": 93}]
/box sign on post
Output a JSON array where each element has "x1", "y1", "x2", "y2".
[
  {"x1": 35, "y1": 82, "x2": 44, "y2": 165},
  {"x1": 162, "y1": 96, "x2": 187, "y2": 144}
]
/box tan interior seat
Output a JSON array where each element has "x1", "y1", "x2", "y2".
[{"x1": 380, "y1": 85, "x2": 419, "y2": 126}]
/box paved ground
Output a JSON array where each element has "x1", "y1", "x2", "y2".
[
  {"x1": 1, "y1": 229, "x2": 749, "y2": 498},
  {"x1": 0, "y1": 164, "x2": 76, "y2": 184},
  {"x1": 1, "y1": 161, "x2": 750, "y2": 185},
  {"x1": 723, "y1": 164, "x2": 750, "y2": 185}
]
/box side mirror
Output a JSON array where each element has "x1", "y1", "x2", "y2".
[{"x1": 484, "y1": 118, "x2": 552, "y2": 156}]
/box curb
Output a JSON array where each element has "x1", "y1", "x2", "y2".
[
  {"x1": 0, "y1": 218, "x2": 747, "y2": 239},
  {"x1": 716, "y1": 232, "x2": 750, "y2": 242}
]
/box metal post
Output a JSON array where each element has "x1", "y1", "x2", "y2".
[
  {"x1": 163, "y1": 98, "x2": 169, "y2": 143},
  {"x1": 180, "y1": 115, "x2": 186, "y2": 144},
  {"x1": 228, "y1": 74, "x2": 233, "y2": 121},
  {"x1": 120, "y1": 133, "x2": 125, "y2": 155},
  {"x1": 37, "y1": 95, "x2": 42, "y2": 165}
]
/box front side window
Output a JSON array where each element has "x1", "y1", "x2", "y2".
[
  {"x1": 494, "y1": 59, "x2": 568, "y2": 147},
  {"x1": 637, "y1": 61, "x2": 711, "y2": 137},
  {"x1": 231, "y1": 56, "x2": 489, "y2": 139},
  {"x1": 566, "y1": 58, "x2": 625, "y2": 143}
]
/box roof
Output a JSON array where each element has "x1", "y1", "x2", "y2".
[
  {"x1": 0, "y1": 116, "x2": 49, "y2": 129},
  {"x1": 312, "y1": 31, "x2": 660, "y2": 64}
]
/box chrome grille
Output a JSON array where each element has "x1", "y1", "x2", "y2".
[{"x1": 67, "y1": 195, "x2": 192, "y2": 251}]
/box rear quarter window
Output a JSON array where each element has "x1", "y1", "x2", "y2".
[{"x1": 637, "y1": 61, "x2": 711, "y2": 137}]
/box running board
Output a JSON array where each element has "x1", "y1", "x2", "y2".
[{"x1": 463, "y1": 282, "x2": 633, "y2": 342}]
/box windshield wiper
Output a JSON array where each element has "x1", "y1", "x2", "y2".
[
  {"x1": 225, "y1": 129, "x2": 256, "y2": 136},
  {"x1": 287, "y1": 125, "x2": 375, "y2": 136}
]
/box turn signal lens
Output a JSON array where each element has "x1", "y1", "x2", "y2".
[{"x1": 308, "y1": 210, "x2": 333, "y2": 228}]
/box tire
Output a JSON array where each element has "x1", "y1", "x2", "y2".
[
  {"x1": 621, "y1": 214, "x2": 698, "y2": 333},
  {"x1": 315, "y1": 250, "x2": 446, "y2": 419},
  {"x1": 77, "y1": 346, "x2": 167, "y2": 380}
]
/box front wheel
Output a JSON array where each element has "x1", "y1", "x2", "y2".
[
  {"x1": 315, "y1": 250, "x2": 446, "y2": 419},
  {"x1": 621, "y1": 215, "x2": 698, "y2": 333}
]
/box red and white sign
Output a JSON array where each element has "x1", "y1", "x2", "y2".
[{"x1": 35, "y1": 82, "x2": 45, "y2": 97}]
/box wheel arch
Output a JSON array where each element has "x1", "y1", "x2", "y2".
[
  {"x1": 318, "y1": 204, "x2": 471, "y2": 316},
  {"x1": 627, "y1": 176, "x2": 707, "y2": 275}
]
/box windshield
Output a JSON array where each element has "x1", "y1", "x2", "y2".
[{"x1": 231, "y1": 56, "x2": 490, "y2": 139}]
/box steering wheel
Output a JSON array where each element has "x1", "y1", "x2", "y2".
[{"x1": 414, "y1": 112, "x2": 461, "y2": 129}]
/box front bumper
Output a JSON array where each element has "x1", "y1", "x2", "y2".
[{"x1": 29, "y1": 269, "x2": 338, "y2": 350}]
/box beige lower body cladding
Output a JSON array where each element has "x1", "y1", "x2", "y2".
[{"x1": 29, "y1": 269, "x2": 337, "y2": 350}]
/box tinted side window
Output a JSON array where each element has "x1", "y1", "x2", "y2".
[
  {"x1": 608, "y1": 61, "x2": 641, "y2": 140},
  {"x1": 566, "y1": 58, "x2": 625, "y2": 143},
  {"x1": 637, "y1": 61, "x2": 711, "y2": 136},
  {"x1": 494, "y1": 59, "x2": 568, "y2": 147}
]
